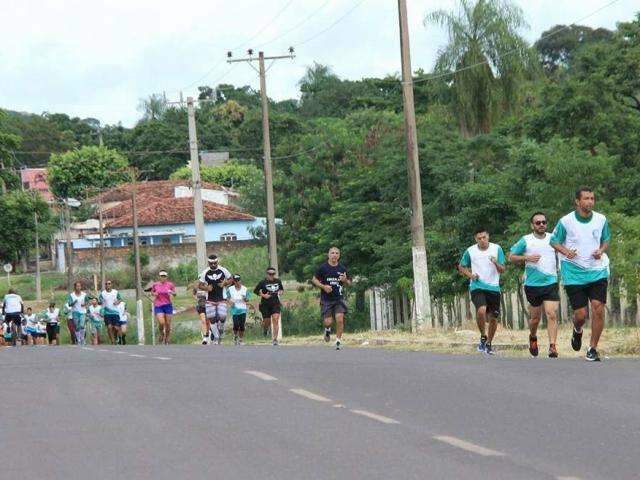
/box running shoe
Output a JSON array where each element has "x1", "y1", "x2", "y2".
[
  {"x1": 335, "y1": 339, "x2": 341, "y2": 350},
  {"x1": 238, "y1": 339, "x2": 244, "y2": 346},
  {"x1": 529, "y1": 335, "x2": 539, "y2": 357},
  {"x1": 324, "y1": 328, "x2": 331, "y2": 343},
  {"x1": 571, "y1": 328, "x2": 583, "y2": 351},
  {"x1": 548, "y1": 344, "x2": 558, "y2": 358},
  {"x1": 484, "y1": 343, "x2": 496, "y2": 355},
  {"x1": 585, "y1": 348, "x2": 601, "y2": 362},
  {"x1": 477, "y1": 336, "x2": 487, "y2": 353},
  {"x1": 202, "y1": 335, "x2": 209, "y2": 345},
  {"x1": 272, "y1": 339, "x2": 278, "y2": 346}
]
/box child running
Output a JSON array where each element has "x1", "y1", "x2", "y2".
[
  {"x1": 87, "y1": 297, "x2": 104, "y2": 345},
  {"x1": 226, "y1": 274, "x2": 251, "y2": 345},
  {"x1": 43, "y1": 302, "x2": 60, "y2": 345}
]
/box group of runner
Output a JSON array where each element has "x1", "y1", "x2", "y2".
[
  {"x1": 1, "y1": 280, "x2": 129, "y2": 347},
  {"x1": 182, "y1": 249, "x2": 350, "y2": 349},
  {"x1": 1, "y1": 187, "x2": 613, "y2": 359},
  {"x1": 459, "y1": 187, "x2": 610, "y2": 361}
]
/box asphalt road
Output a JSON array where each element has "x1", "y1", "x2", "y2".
[{"x1": 2, "y1": 344, "x2": 639, "y2": 480}]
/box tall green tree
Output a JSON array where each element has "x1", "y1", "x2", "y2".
[
  {"x1": 424, "y1": 0, "x2": 535, "y2": 136},
  {"x1": 48, "y1": 146, "x2": 128, "y2": 199},
  {"x1": 137, "y1": 94, "x2": 168, "y2": 122}
]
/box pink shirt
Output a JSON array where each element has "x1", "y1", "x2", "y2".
[{"x1": 152, "y1": 281, "x2": 175, "y2": 307}]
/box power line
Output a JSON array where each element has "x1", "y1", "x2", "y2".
[
  {"x1": 292, "y1": 0, "x2": 367, "y2": 48},
  {"x1": 228, "y1": 0, "x2": 296, "y2": 52},
  {"x1": 410, "y1": 0, "x2": 623, "y2": 85},
  {"x1": 253, "y1": 0, "x2": 332, "y2": 49}
]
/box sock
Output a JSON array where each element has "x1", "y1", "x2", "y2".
[
  {"x1": 481, "y1": 335, "x2": 487, "y2": 342},
  {"x1": 574, "y1": 326, "x2": 583, "y2": 333}
]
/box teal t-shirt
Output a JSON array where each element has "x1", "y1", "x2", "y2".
[{"x1": 509, "y1": 236, "x2": 558, "y2": 287}]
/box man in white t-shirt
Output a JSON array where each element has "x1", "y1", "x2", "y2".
[
  {"x1": 550, "y1": 187, "x2": 611, "y2": 362},
  {"x1": 2, "y1": 289, "x2": 24, "y2": 346},
  {"x1": 509, "y1": 212, "x2": 560, "y2": 358},
  {"x1": 458, "y1": 228, "x2": 506, "y2": 355}
]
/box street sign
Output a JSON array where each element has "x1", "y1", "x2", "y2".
[{"x1": 3, "y1": 264, "x2": 12, "y2": 273}]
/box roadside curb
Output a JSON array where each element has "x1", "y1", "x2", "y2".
[{"x1": 370, "y1": 337, "x2": 529, "y2": 350}]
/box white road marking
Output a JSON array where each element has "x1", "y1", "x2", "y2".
[
  {"x1": 557, "y1": 477, "x2": 582, "y2": 480},
  {"x1": 333, "y1": 404, "x2": 346, "y2": 408},
  {"x1": 98, "y1": 349, "x2": 110, "y2": 352},
  {"x1": 154, "y1": 356, "x2": 172, "y2": 361},
  {"x1": 129, "y1": 354, "x2": 146, "y2": 358},
  {"x1": 81, "y1": 347, "x2": 94, "y2": 351},
  {"x1": 433, "y1": 436, "x2": 504, "y2": 457},
  {"x1": 350, "y1": 409, "x2": 400, "y2": 424},
  {"x1": 290, "y1": 389, "x2": 332, "y2": 402},
  {"x1": 112, "y1": 351, "x2": 126, "y2": 354},
  {"x1": 245, "y1": 370, "x2": 278, "y2": 381}
]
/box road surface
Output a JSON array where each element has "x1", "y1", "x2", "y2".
[{"x1": 2, "y1": 344, "x2": 639, "y2": 479}]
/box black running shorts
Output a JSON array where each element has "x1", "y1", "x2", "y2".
[
  {"x1": 565, "y1": 279, "x2": 607, "y2": 310},
  {"x1": 470, "y1": 289, "x2": 501, "y2": 317},
  {"x1": 259, "y1": 303, "x2": 281, "y2": 318},
  {"x1": 524, "y1": 283, "x2": 560, "y2": 307}
]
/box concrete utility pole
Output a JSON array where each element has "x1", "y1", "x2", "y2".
[
  {"x1": 398, "y1": 0, "x2": 432, "y2": 331},
  {"x1": 228, "y1": 50, "x2": 295, "y2": 276},
  {"x1": 187, "y1": 97, "x2": 207, "y2": 273}
]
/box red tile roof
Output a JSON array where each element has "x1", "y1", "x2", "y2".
[{"x1": 106, "y1": 196, "x2": 254, "y2": 228}]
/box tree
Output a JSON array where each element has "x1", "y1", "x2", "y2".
[
  {"x1": 0, "y1": 191, "x2": 54, "y2": 264},
  {"x1": 137, "y1": 94, "x2": 168, "y2": 122},
  {"x1": 0, "y1": 111, "x2": 22, "y2": 193},
  {"x1": 424, "y1": 0, "x2": 536, "y2": 136},
  {"x1": 170, "y1": 162, "x2": 262, "y2": 190},
  {"x1": 48, "y1": 146, "x2": 129, "y2": 199},
  {"x1": 534, "y1": 24, "x2": 613, "y2": 74}
]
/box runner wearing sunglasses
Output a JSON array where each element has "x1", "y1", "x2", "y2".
[{"x1": 509, "y1": 212, "x2": 560, "y2": 358}]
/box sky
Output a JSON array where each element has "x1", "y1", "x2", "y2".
[{"x1": 0, "y1": 0, "x2": 636, "y2": 127}]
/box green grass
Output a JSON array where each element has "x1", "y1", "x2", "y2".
[{"x1": 0, "y1": 272, "x2": 66, "y2": 302}]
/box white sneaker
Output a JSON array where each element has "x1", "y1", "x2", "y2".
[{"x1": 335, "y1": 339, "x2": 341, "y2": 350}]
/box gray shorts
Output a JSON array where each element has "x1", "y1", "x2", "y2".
[{"x1": 321, "y1": 299, "x2": 347, "y2": 319}]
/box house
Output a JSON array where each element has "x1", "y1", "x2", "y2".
[
  {"x1": 72, "y1": 180, "x2": 265, "y2": 249},
  {"x1": 20, "y1": 168, "x2": 54, "y2": 202}
]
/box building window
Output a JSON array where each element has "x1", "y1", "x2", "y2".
[
  {"x1": 161, "y1": 238, "x2": 172, "y2": 245},
  {"x1": 220, "y1": 233, "x2": 237, "y2": 242}
]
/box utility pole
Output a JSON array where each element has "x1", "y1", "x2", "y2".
[
  {"x1": 227, "y1": 49, "x2": 294, "y2": 276},
  {"x1": 34, "y1": 211, "x2": 41, "y2": 301},
  {"x1": 398, "y1": 0, "x2": 432, "y2": 331},
  {"x1": 187, "y1": 97, "x2": 207, "y2": 273},
  {"x1": 228, "y1": 49, "x2": 294, "y2": 341},
  {"x1": 128, "y1": 167, "x2": 146, "y2": 345},
  {"x1": 64, "y1": 201, "x2": 74, "y2": 292},
  {"x1": 98, "y1": 193, "x2": 105, "y2": 290}
]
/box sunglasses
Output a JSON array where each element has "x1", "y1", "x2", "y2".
[{"x1": 534, "y1": 220, "x2": 547, "y2": 225}]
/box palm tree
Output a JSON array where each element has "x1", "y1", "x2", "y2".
[
  {"x1": 425, "y1": 0, "x2": 535, "y2": 137},
  {"x1": 137, "y1": 93, "x2": 167, "y2": 122}
]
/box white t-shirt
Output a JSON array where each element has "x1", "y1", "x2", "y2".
[
  {"x1": 44, "y1": 308, "x2": 60, "y2": 324},
  {"x1": 460, "y1": 243, "x2": 506, "y2": 293},
  {"x1": 3, "y1": 293, "x2": 23, "y2": 314},
  {"x1": 226, "y1": 285, "x2": 249, "y2": 313},
  {"x1": 68, "y1": 292, "x2": 88, "y2": 314},
  {"x1": 24, "y1": 314, "x2": 38, "y2": 329}
]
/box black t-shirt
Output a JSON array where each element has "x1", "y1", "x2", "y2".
[
  {"x1": 253, "y1": 279, "x2": 284, "y2": 306},
  {"x1": 199, "y1": 266, "x2": 231, "y2": 302},
  {"x1": 315, "y1": 262, "x2": 348, "y2": 301}
]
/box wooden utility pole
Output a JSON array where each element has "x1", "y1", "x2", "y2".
[
  {"x1": 228, "y1": 50, "x2": 295, "y2": 275},
  {"x1": 187, "y1": 97, "x2": 207, "y2": 273},
  {"x1": 34, "y1": 212, "x2": 41, "y2": 301},
  {"x1": 398, "y1": 0, "x2": 432, "y2": 331},
  {"x1": 64, "y1": 201, "x2": 74, "y2": 292},
  {"x1": 129, "y1": 168, "x2": 143, "y2": 301}
]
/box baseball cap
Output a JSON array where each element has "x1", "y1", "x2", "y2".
[{"x1": 233, "y1": 274, "x2": 241, "y2": 281}]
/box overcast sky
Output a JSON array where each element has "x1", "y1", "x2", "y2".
[{"x1": 1, "y1": 0, "x2": 636, "y2": 127}]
